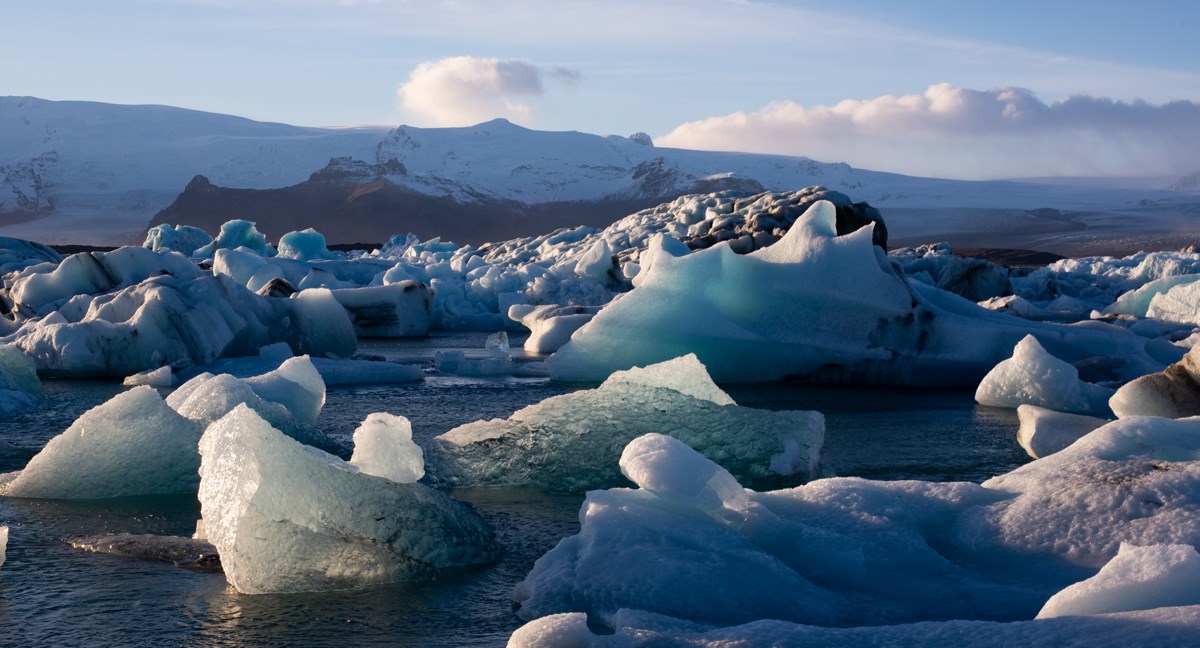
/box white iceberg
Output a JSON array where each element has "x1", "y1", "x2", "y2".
[
  {"x1": 167, "y1": 356, "x2": 335, "y2": 451},
  {"x1": 329, "y1": 282, "x2": 432, "y2": 338},
  {"x1": 349, "y1": 413, "x2": 424, "y2": 484},
  {"x1": 1038, "y1": 543, "x2": 1200, "y2": 619},
  {"x1": 1016, "y1": 404, "x2": 1107, "y2": 459},
  {"x1": 975, "y1": 335, "x2": 1114, "y2": 416},
  {"x1": 514, "y1": 417, "x2": 1200, "y2": 627},
  {"x1": 426, "y1": 354, "x2": 823, "y2": 492},
  {"x1": 1109, "y1": 343, "x2": 1200, "y2": 419},
  {"x1": 122, "y1": 365, "x2": 175, "y2": 387},
  {"x1": 198, "y1": 405, "x2": 500, "y2": 594},
  {"x1": 0, "y1": 525, "x2": 6, "y2": 571},
  {"x1": 0, "y1": 386, "x2": 202, "y2": 499},
  {"x1": 549, "y1": 201, "x2": 1165, "y2": 385},
  {"x1": 1145, "y1": 281, "x2": 1200, "y2": 326},
  {"x1": 508, "y1": 304, "x2": 598, "y2": 354}
]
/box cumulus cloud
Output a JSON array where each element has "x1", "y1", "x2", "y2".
[
  {"x1": 657, "y1": 84, "x2": 1200, "y2": 179},
  {"x1": 398, "y1": 56, "x2": 579, "y2": 127}
]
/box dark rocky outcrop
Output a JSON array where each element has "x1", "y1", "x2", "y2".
[{"x1": 148, "y1": 158, "x2": 767, "y2": 246}]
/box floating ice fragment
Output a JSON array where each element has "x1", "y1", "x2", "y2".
[
  {"x1": 122, "y1": 365, "x2": 175, "y2": 387},
  {"x1": 0, "y1": 525, "x2": 7, "y2": 571},
  {"x1": 975, "y1": 335, "x2": 1114, "y2": 416},
  {"x1": 1109, "y1": 343, "x2": 1200, "y2": 418},
  {"x1": 349, "y1": 413, "x2": 424, "y2": 484},
  {"x1": 198, "y1": 405, "x2": 499, "y2": 594},
  {"x1": 508, "y1": 304, "x2": 598, "y2": 353},
  {"x1": 276, "y1": 228, "x2": 339, "y2": 261},
  {"x1": 426, "y1": 355, "x2": 822, "y2": 491}
]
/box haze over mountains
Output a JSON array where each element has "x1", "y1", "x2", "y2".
[{"x1": 1, "y1": 96, "x2": 1196, "y2": 253}]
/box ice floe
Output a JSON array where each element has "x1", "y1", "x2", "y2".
[
  {"x1": 425, "y1": 355, "x2": 823, "y2": 492},
  {"x1": 198, "y1": 404, "x2": 500, "y2": 594}
]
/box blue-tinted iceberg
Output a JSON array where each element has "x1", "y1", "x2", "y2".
[
  {"x1": 514, "y1": 417, "x2": 1200, "y2": 628},
  {"x1": 0, "y1": 386, "x2": 202, "y2": 499},
  {"x1": 426, "y1": 355, "x2": 823, "y2": 492},
  {"x1": 198, "y1": 404, "x2": 499, "y2": 594},
  {"x1": 549, "y1": 201, "x2": 1165, "y2": 385},
  {"x1": 0, "y1": 344, "x2": 39, "y2": 415},
  {"x1": 975, "y1": 335, "x2": 1114, "y2": 416}
]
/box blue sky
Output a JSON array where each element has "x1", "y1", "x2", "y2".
[{"x1": 5, "y1": 0, "x2": 1199, "y2": 178}]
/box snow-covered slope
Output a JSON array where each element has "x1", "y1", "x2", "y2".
[{"x1": 1, "y1": 96, "x2": 1196, "y2": 247}]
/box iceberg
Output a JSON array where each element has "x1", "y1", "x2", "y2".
[
  {"x1": 1109, "y1": 343, "x2": 1200, "y2": 419},
  {"x1": 0, "y1": 236, "x2": 61, "y2": 275},
  {"x1": 507, "y1": 303, "x2": 598, "y2": 353},
  {"x1": 1016, "y1": 404, "x2": 1107, "y2": 459},
  {"x1": 1038, "y1": 543, "x2": 1200, "y2": 619},
  {"x1": 349, "y1": 413, "x2": 424, "y2": 484},
  {"x1": 167, "y1": 356, "x2": 336, "y2": 451},
  {"x1": 122, "y1": 365, "x2": 175, "y2": 387},
  {"x1": 975, "y1": 335, "x2": 1114, "y2": 416},
  {"x1": 193, "y1": 219, "x2": 275, "y2": 258},
  {"x1": 0, "y1": 386, "x2": 202, "y2": 499},
  {"x1": 0, "y1": 524, "x2": 6, "y2": 571},
  {"x1": 143, "y1": 224, "x2": 213, "y2": 256},
  {"x1": 549, "y1": 201, "x2": 1165, "y2": 385},
  {"x1": 198, "y1": 405, "x2": 500, "y2": 594},
  {"x1": 2, "y1": 273, "x2": 356, "y2": 377},
  {"x1": 0, "y1": 344, "x2": 39, "y2": 415},
  {"x1": 514, "y1": 418, "x2": 1200, "y2": 628},
  {"x1": 426, "y1": 355, "x2": 823, "y2": 492},
  {"x1": 276, "y1": 228, "x2": 339, "y2": 261},
  {"x1": 329, "y1": 282, "x2": 432, "y2": 338}
]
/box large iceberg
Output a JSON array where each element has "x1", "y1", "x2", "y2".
[
  {"x1": 549, "y1": 201, "x2": 1167, "y2": 385},
  {"x1": 514, "y1": 419, "x2": 1200, "y2": 628},
  {"x1": 0, "y1": 386, "x2": 202, "y2": 499},
  {"x1": 425, "y1": 355, "x2": 824, "y2": 492},
  {"x1": 197, "y1": 405, "x2": 500, "y2": 594},
  {"x1": 975, "y1": 335, "x2": 1114, "y2": 416}
]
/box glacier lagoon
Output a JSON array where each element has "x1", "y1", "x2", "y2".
[{"x1": 0, "y1": 333, "x2": 1027, "y2": 646}]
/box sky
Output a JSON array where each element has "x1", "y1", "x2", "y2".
[{"x1": 4, "y1": 0, "x2": 1200, "y2": 180}]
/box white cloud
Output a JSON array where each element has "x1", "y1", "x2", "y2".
[
  {"x1": 657, "y1": 84, "x2": 1200, "y2": 179},
  {"x1": 397, "y1": 56, "x2": 580, "y2": 127}
]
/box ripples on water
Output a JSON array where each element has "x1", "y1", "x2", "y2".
[{"x1": 0, "y1": 334, "x2": 1025, "y2": 645}]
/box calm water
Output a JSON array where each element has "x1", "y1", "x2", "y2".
[{"x1": 0, "y1": 333, "x2": 1026, "y2": 646}]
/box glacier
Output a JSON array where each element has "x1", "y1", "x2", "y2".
[
  {"x1": 425, "y1": 355, "x2": 824, "y2": 492},
  {"x1": 197, "y1": 404, "x2": 500, "y2": 594}
]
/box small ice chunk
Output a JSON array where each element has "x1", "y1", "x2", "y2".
[
  {"x1": 0, "y1": 525, "x2": 7, "y2": 570},
  {"x1": 1038, "y1": 543, "x2": 1200, "y2": 618},
  {"x1": 244, "y1": 355, "x2": 326, "y2": 426},
  {"x1": 349, "y1": 413, "x2": 424, "y2": 484},
  {"x1": 1016, "y1": 404, "x2": 1108, "y2": 459},
  {"x1": 605, "y1": 353, "x2": 734, "y2": 406},
  {"x1": 508, "y1": 304, "x2": 599, "y2": 354},
  {"x1": 198, "y1": 405, "x2": 499, "y2": 594},
  {"x1": 276, "y1": 228, "x2": 338, "y2": 261},
  {"x1": 0, "y1": 344, "x2": 40, "y2": 395},
  {"x1": 975, "y1": 335, "x2": 1114, "y2": 416},
  {"x1": 0, "y1": 386, "x2": 203, "y2": 498},
  {"x1": 122, "y1": 365, "x2": 175, "y2": 387},
  {"x1": 620, "y1": 433, "x2": 749, "y2": 514}
]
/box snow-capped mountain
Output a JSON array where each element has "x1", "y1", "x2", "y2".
[{"x1": 1, "y1": 96, "x2": 1195, "y2": 247}]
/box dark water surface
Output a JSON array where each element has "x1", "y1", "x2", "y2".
[{"x1": 0, "y1": 334, "x2": 1026, "y2": 646}]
